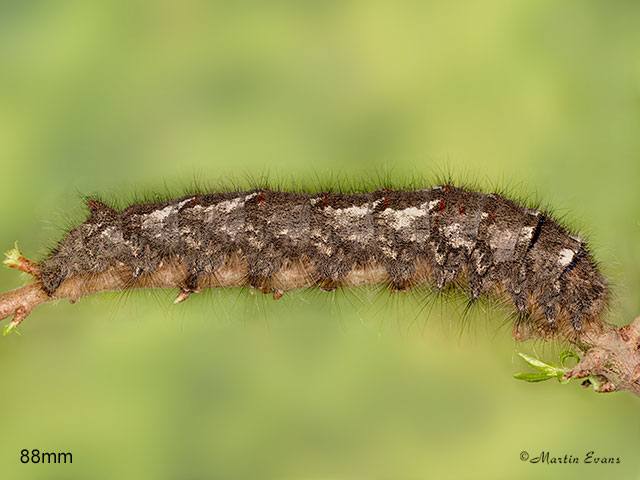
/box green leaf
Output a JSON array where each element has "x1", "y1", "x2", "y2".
[
  {"x1": 517, "y1": 352, "x2": 559, "y2": 375},
  {"x1": 3, "y1": 241, "x2": 21, "y2": 269},
  {"x1": 514, "y1": 373, "x2": 554, "y2": 382},
  {"x1": 514, "y1": 350, "x2": 591, "y2": 387},
  {"x1": 3, "y1": 321, "x2": 18, "y2": 336},
  {"x1": 559, "y1": 350, "x2": 580, "y2": 369}
]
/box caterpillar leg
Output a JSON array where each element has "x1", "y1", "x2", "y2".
[
  {"x1": 173, "y1": 273, "x2": 201, "y2": 304},
  {"x1": 173, "y1": 289, "x2": 192, "y2": 304}
]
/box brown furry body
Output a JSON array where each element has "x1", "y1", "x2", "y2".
[{"x1": 39, "y1": 185, "x2": 608, "y2": 334}]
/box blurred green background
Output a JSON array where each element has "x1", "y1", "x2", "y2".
[{"x1": 1, "y1": 1, "x2": 639, "y2": 479}]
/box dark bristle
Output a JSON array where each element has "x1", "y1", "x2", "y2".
[{"x1": 527, "y1": 214, "x2": 546, "y2": 250}]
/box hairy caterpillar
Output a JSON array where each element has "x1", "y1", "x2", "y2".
[{"x1": 1, "y1": 184, "x2": 639, "y2": 396}]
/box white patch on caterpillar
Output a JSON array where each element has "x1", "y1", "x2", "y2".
[
  {"x1": 558, "y1": 248, "x2": 575, "y2": 267},
  {"x1": 216, "y1": 196, "x2": 245, "y2": 214},
  {"x1": 325, "y1": 204, "x2": 369, "y2": 216},
  {"x1": 100, "y1": 226, "x2": 124, "y2": 244},
  {"x1": 323, "y1": 204, "x2": 373, "y2": 244},
  {"x1": 520, "y1": 226, "x2": 534, "y2": 241},
  {"x1": 379, "y1": 204, "x2": 428, "y2": 230},
  {"x1": 144, "y1": 205, "x2": 174, "y2": 224},
  {"x1": 442, "y1": 223, "x2": 475, "y2": 249},
  {"x1": 141, "y1": 200, "x2": 193, "y2": 236},
  {"x1": 323, "y1": 205, "x2": 371, "y2": 234},
  {"x1": 181, "y1": 199, "x2": 246, "y2": 239},
  {"x1": 143, "y1": 197, "x2": 194, "y2": 228},
  {"x1": 428, "y1": 200, "x2": 440, "y2": 211},
  {"x1": 381, "y1": 245, "x2": 397, "y2": 259},
  {"x1": 488, "y1": 226, "x2": 518, "y2": 262}
]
